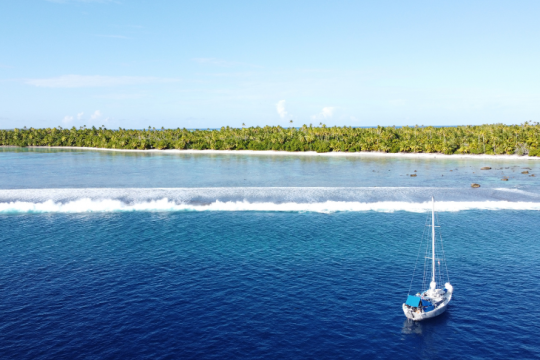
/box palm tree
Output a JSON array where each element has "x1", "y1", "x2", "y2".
[{"x1": 2, "y1": 123, "x2": 540, "y2": 156}]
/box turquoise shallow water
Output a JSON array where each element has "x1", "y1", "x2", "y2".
[
  {"x1": 1, "y1": 149, "x2": 540, "y2": 359},
  {"x1": 1, "y1": 147, "x2": 539, "y2": 189}
]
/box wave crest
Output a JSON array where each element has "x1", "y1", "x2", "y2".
[
  {"x1": 2, "y1": 198, "x2": 540, "y2": 214},
  {"x1": 1, "y1": 187, "x2": 540, "y2": 214}
]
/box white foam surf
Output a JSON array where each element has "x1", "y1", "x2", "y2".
[
  {"x1": 1, "y1": 187, "x2": 540, "y2": 214},
  {"x1": 1, "y1": 198, "x2": 540, "y2": 214}
]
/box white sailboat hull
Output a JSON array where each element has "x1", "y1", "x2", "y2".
[
  {"x1": 402, "y1": 292, "x2": 452, "y2": 321},
  {"x1": 402, "y1": 198, "x2": 453, "y2": 321}
]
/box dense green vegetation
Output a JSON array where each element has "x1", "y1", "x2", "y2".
[{"x1": 2, "y1": 123, "x2": 540, "y2": 156}]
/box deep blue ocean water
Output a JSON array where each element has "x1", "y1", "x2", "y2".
[{"x1": 1, "y1": 149, "x2": 540, "y2": 359}]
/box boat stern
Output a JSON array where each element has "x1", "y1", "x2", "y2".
[{"x1": 402, "y1": 303, "x2": 416, "y2": 320}]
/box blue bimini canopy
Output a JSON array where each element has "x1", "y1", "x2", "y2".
[{"x1": 405, "y1": 295, "x2": 422, "y2": 307}]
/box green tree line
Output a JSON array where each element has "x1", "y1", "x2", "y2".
[{"x1": 2, "y1": 123, "x2": 540, "y2": 156}]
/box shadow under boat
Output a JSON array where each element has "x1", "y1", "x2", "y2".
[{"x1": 401, "y1": 310, "x2": 451, "y2": 336}]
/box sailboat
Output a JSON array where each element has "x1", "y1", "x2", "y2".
[{"x1": 403, "y1": 197, "x2": 453, "y2": 321}]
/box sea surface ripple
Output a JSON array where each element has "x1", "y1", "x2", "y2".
[
  {"x1": 1, "y1": 212, "x2": 539, "y2": 359},
  {"x1": 1, "y1": 149, "x2": 539, "y2": 359}
]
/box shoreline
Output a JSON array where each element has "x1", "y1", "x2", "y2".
[{"x1": 2, "y1": 145, "x2": 540, "y2": 160}]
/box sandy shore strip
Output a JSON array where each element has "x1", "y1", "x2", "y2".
[{"x1": 1, "y1": 145, "x2": 538, "y2": 161}]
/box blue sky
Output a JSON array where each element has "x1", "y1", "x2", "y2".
[{"x1": 1, "y1": 0, "x2": 540, "y2": 129}]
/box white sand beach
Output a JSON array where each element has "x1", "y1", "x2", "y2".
[{"x1": 12, "y1": 146, "x2": 540, "y2": 161}]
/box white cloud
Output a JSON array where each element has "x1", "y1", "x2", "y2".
[
  {"x1": 77, "y1": 112, "x2": 84, "y2": 120},
  {"x1": 25, "y1": 75, "x2": 181, "y2": 88},
  {"x1": 322, "y1": 107, "x2": 335, "y2": 118},
  {"x1": 90, "y1": 110, "x2": 102, "y2": 120},
  {"x1": 276, "y1": 100, "x2": 289, "y2": 119},
  {"x1": 63, "y1": 115, "x2": 74, "y2": 124},
  {"x1": 311, "y1": 106, "x2": 335, "y2": 120}
]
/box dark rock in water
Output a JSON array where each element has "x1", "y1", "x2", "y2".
[
  {"x1": 414, "y1": 170, "x2": 417, "y2": 172},
  {"x1": 410, "y1": 174, "x2": 417, "y2": 177},
  {"x1": 530, "y1": 174, "x2": 536, "y2": 177},
  {"x1": 522, "y1": 171, "x2": 529, "y2": 174},
  {"x1": 471, "y1": 183, "x2": 481, "y2": 188},
  {"x1": 481, "y1": 167, "x2": 491, "y2": 170}
]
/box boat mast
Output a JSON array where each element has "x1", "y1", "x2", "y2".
[{"x1": 431, "y1": 196, "x2": 436, "y2": 287}]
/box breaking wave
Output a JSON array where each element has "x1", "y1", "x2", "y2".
[
  {"x1": 1, "y1": 187, "x2": 540, "y2": 214},
  {"x1": 2, "y1": 199, "x2": 540, "y2": 214}
]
